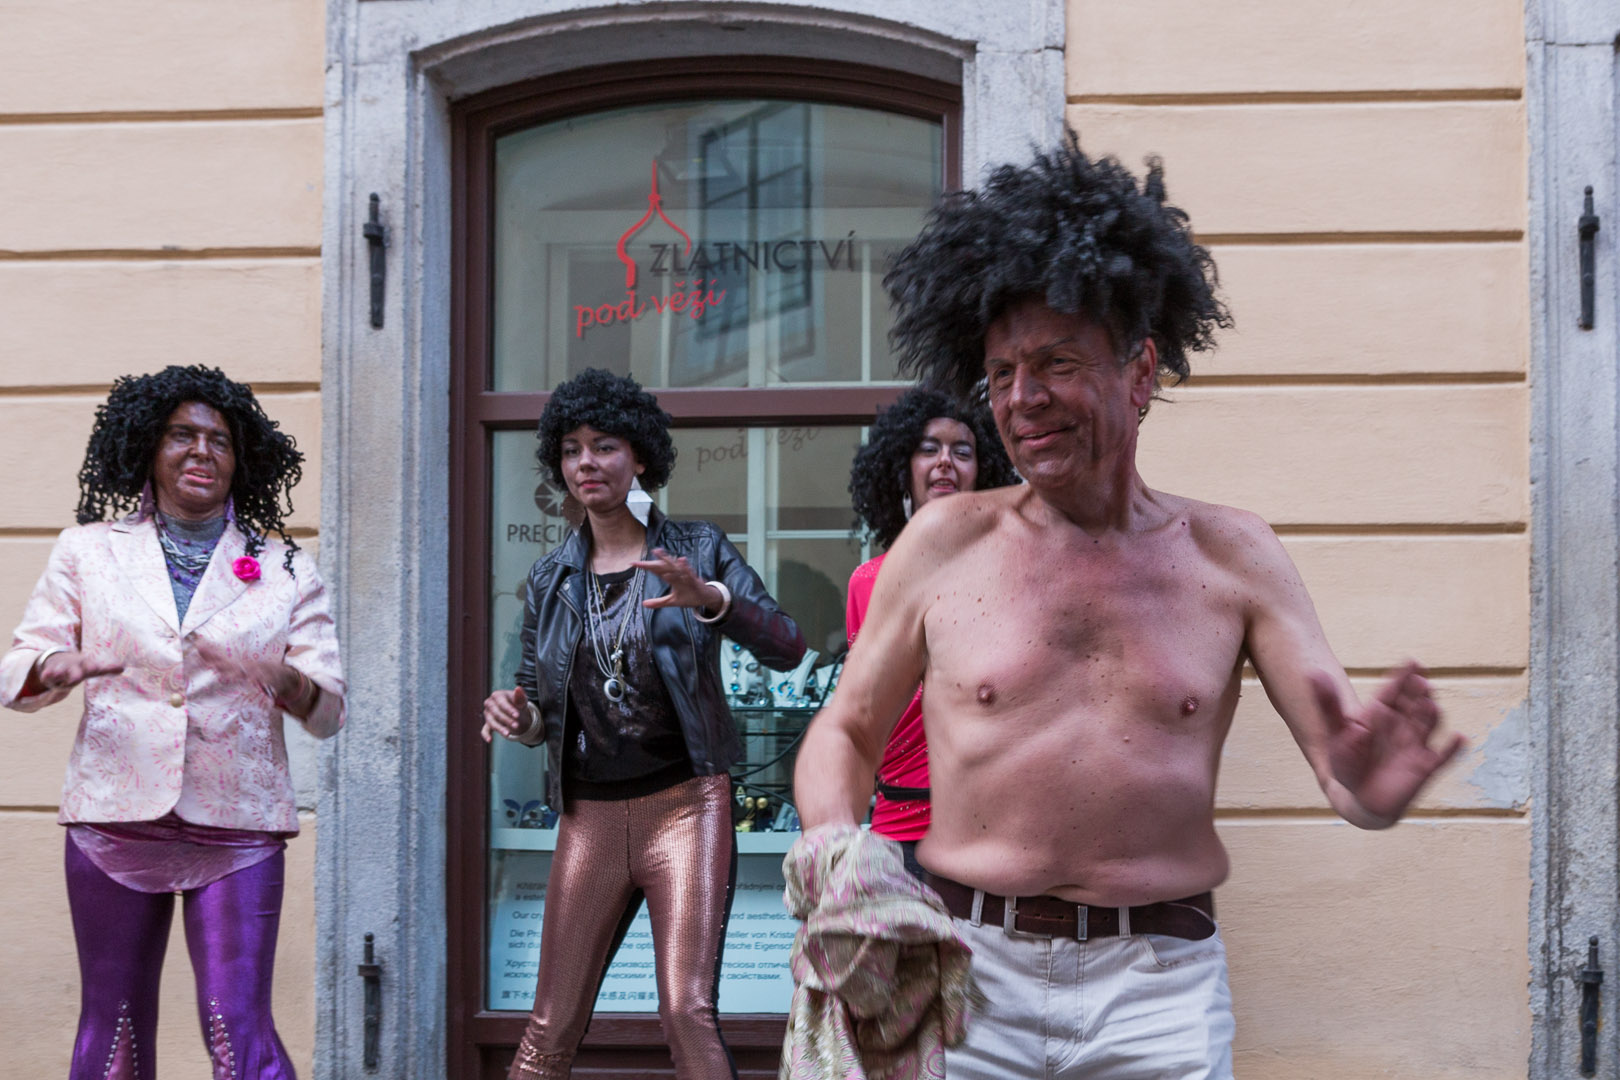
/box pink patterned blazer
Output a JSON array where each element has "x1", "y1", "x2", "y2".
[{"x1": 0, "y1": 511, "x2": 345, "y2": 832}]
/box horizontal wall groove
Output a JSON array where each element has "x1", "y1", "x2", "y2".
[
  {"x1": 0, "y1": 247, "x2": 321, "y2": 262},
  {"x1": 1214, "y1": 807, "x2": 1526, "y2": 822},
  {"x1": 0, "y1": 525, "x2": 318, "y2": 539},
  {"x1": 1268, "y1": 523, "x2": 1527, "y2": 537},
  {"x1": 0, "y1": 382, "x2": 320, "y2": 398},
  {"x1": 0, "y1": 528, "x2": 82, "y2": 539},
  {"x1": 0, "y1": 107, "x2": 324, "y2": 126},
  {"x1": 1342, "y1": 665, "x2": 1525, "y2": 679},
  {"x1": 1178, "y1": 372, "x2": 1525, "y2": 387},
  {"x1": 1242, "y1": 665, "x2": 1526, "y2": 680},
  {"x1": 1195, "y1": 231, "x2": 1523, "y2": 246},
  {"x1": 1070, "y1": 88, "x2": 1522, "y2": 106}
]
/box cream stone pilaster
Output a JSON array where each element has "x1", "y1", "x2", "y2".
[{"x1": 1526, "y1": 0, "x2": 1620, "y2": 1075}]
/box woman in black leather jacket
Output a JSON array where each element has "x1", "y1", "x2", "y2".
[{"x1": 482, "y1": 368, "x2": 806, "y2": 1080}]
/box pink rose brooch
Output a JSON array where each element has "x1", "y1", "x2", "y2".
[{"x1": 232, "y1": 556, "x2": 262, "y2": 583}]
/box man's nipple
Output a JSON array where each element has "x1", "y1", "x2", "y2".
[
  {"x1": 976, "y1": 683, "x2": 996, "y2": 706},
  {"x1": 1181, "y1": 695, "x2": 1199, "y2": 716}
]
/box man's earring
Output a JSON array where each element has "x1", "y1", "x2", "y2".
[{"x1": 902, "y1": 492, "x2": 914, "y2": 520}]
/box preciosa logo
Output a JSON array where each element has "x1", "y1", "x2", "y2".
[
  {"x1": 533, "y1": 476, "x2": 568, "y2": 519},
  {"x1": 572, "y1": 161, "x2": 860, "y2": 340}
]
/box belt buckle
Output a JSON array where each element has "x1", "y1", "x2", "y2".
[{"x1": 1002, "y1": 896, "x2": 1087, "y2": 941}]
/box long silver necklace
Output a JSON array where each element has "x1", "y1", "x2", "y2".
[{"x1": 587, "y1": 561, "x2": 645, "y2": 704}]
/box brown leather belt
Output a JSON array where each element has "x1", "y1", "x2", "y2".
[{"x1": 925, "y1": 873, "x2": 1217, "y2": 942}]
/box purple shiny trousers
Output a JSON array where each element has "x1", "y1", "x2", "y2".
[{"x1": 65, "y1": 835, "x2": 296, "y2": 1080}]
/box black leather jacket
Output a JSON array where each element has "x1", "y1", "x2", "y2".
[{"x1": 514, "y1": 506, "x2": 807, "y2": 811}]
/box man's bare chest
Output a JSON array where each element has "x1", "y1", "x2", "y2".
[{"x1": 921, "y1": 536, "x2": 1248, "y2": 710}]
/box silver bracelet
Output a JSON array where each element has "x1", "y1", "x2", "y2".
[
  {"x1": 693, "y1": 580, "x2": 732, "y2": 624},
  {"x1": 517, "y1": 701, "x2": 545, "y2": 742},
  {"x1": 31, "y1": 646, "x2": 69, "y2": 687}
]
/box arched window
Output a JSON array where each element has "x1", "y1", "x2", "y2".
[{"x1": 448, "y1": 56, "x2": 958, "y2": 1075}]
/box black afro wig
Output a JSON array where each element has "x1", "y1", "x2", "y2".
[
  {"x1": 850, "y1": 387, "x2": 1019, "y2": 550},
  {"x1": 536, "y1": 368, "x2": 676, "y2": 492},
  {"x1": 75, "y1": 365, "x2": 304, "y2": 572},
  {"x1": 884, "y1": 130, "x2": 1230, "y2": 402}
]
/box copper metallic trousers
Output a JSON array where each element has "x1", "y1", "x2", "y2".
[{"x1": 509, "y1": 774, "x2": 738, "y2": 1080}]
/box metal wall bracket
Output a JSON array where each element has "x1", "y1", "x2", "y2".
[
  {"x1": 1579, "y1": 936, "x2": 1603, "y2": 1076},
  {"x1": 357, "y1": 932, "x2": 383, "y2": 1070},
  {"x1": 1579, "y1": 186, "x2": 1600, "y2": 330},
  {"x1": 363, "y1": 193, "x2": 387, "y2": 329}
]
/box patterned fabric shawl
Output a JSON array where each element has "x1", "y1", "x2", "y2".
[{"x1": 780, "y1": 825, "x2": 978, "y2": 1080}]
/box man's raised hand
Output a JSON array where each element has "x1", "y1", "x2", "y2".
[{"x1": 1312, "y1": 662, "x2": 1464, "y2": 826}]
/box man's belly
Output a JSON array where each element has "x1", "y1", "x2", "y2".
[{"x1": 916, "y1": 731, "x2": 1232, "y2": 907}]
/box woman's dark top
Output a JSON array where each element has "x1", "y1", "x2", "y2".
[
  {"x1": 564, "y1": 566, "x2": 691, "y2": 795},
  {"x1": 514, "y1": 505, "x2": 807, "y2": 813}
]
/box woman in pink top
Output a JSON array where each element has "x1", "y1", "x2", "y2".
[{"x1": 846, "y1": 387, "x2": 1018, "y2": 876}]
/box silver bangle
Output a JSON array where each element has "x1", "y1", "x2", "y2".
[
  {"x1": 517, "y1": 701, "x2": 545, "y2": 742},
  {"x1": 693, "y1": 580, "x2": 732, "y2": 624},
  {"x1": 32, "y1": 647, "x2": 69, "y2": 686}
]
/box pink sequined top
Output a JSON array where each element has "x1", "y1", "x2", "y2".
[{"x1": 846, "y1": 555, "x2": 929, "y2": 843}]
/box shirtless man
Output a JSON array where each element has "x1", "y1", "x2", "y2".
[{"x1": 792, "y1": 137, "x2": 1462, "y2": 1079}]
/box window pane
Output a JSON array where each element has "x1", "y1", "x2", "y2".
[
  {"x1": 492, "y1": 100, "x2": 941, "y2": 390},
  {"x1": 663, "y1": 427, "x2": 748, "y2": 535},
  {"x1": 662, "y1": 424, "x2": 866, "y2": 654},
  {"x1": 488, "y1": 428, "x2": 564, "y2": 828},
  {"x1": 764, "y1": 536, "x2": 864, "y2": 661}
]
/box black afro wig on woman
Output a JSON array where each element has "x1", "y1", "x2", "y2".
[
  {"x1": 536, "y1": 368, "x2": 676, "y2": 492},
  {"x1": 75, "y1": 365, "x2": 304, "y2": 571},
  {"x1": 884, "y1": 130, "x2": 1230, "y2": 401},
  {"x1": 850, "y1": 387, "x2": 1019, "y2": 550}
]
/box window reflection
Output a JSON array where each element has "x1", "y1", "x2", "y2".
[{"x1": 493, "y1": 100, "x2": 940, "y2": 390}]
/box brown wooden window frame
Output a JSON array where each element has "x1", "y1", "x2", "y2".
[{"x1": 448, "y1": 55, "x2": 960, "y2": 1079}]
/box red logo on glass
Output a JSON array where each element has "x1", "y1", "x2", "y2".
[
  {"x1": 575, "y1": 161, "x2": 725, "y2": 339},
  {"x1": 616, "y1": 164, "x2": 691, "y2": 290}
]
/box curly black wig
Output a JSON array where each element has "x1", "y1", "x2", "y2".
[
  {"x1": 75, "y1": 365, "x2": 304, "y2": 572},
  {"x1": 536, "y1": 368, "x2": 676, "y2": 492},
  {"x1": 884, "y1": 130, "x2": 1230, "y2": 404},
  {"x1": 850, "y1": 387, "x2": 1020, "y2": 550}
]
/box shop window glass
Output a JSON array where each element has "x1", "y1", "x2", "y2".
[
  {"x1": 482, "y1": 92, "x2": 941, "y2": 1018},
  {"x1": 491, "y1": 99, "x2": 941, "y2": 390},
  {"x1": 486, "y1": 424, "x2": 870, "y2": 1012}
]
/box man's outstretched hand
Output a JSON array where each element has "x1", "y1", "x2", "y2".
[{"x1": 1313, "y1": 662, "x2": 1465, "y2": 826}]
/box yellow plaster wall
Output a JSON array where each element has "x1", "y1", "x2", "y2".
[
  {"x1": 0, "y1": 3, "x2": 325, "y2": 1077},
  {"x1": 1067, "y1": 0, "x2": 1530, "y2": 1074},
  {"x1": 0, "y1": 0, "x2": 1533, "y2": 1076}
]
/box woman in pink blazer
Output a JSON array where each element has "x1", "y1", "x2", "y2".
[{"x1": 0, "y1": 366, "x2": 345, "y2": 1080}]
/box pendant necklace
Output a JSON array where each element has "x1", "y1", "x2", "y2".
[{"x1": 587, "y1": 557, "x2": 645, "y2": 704}]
